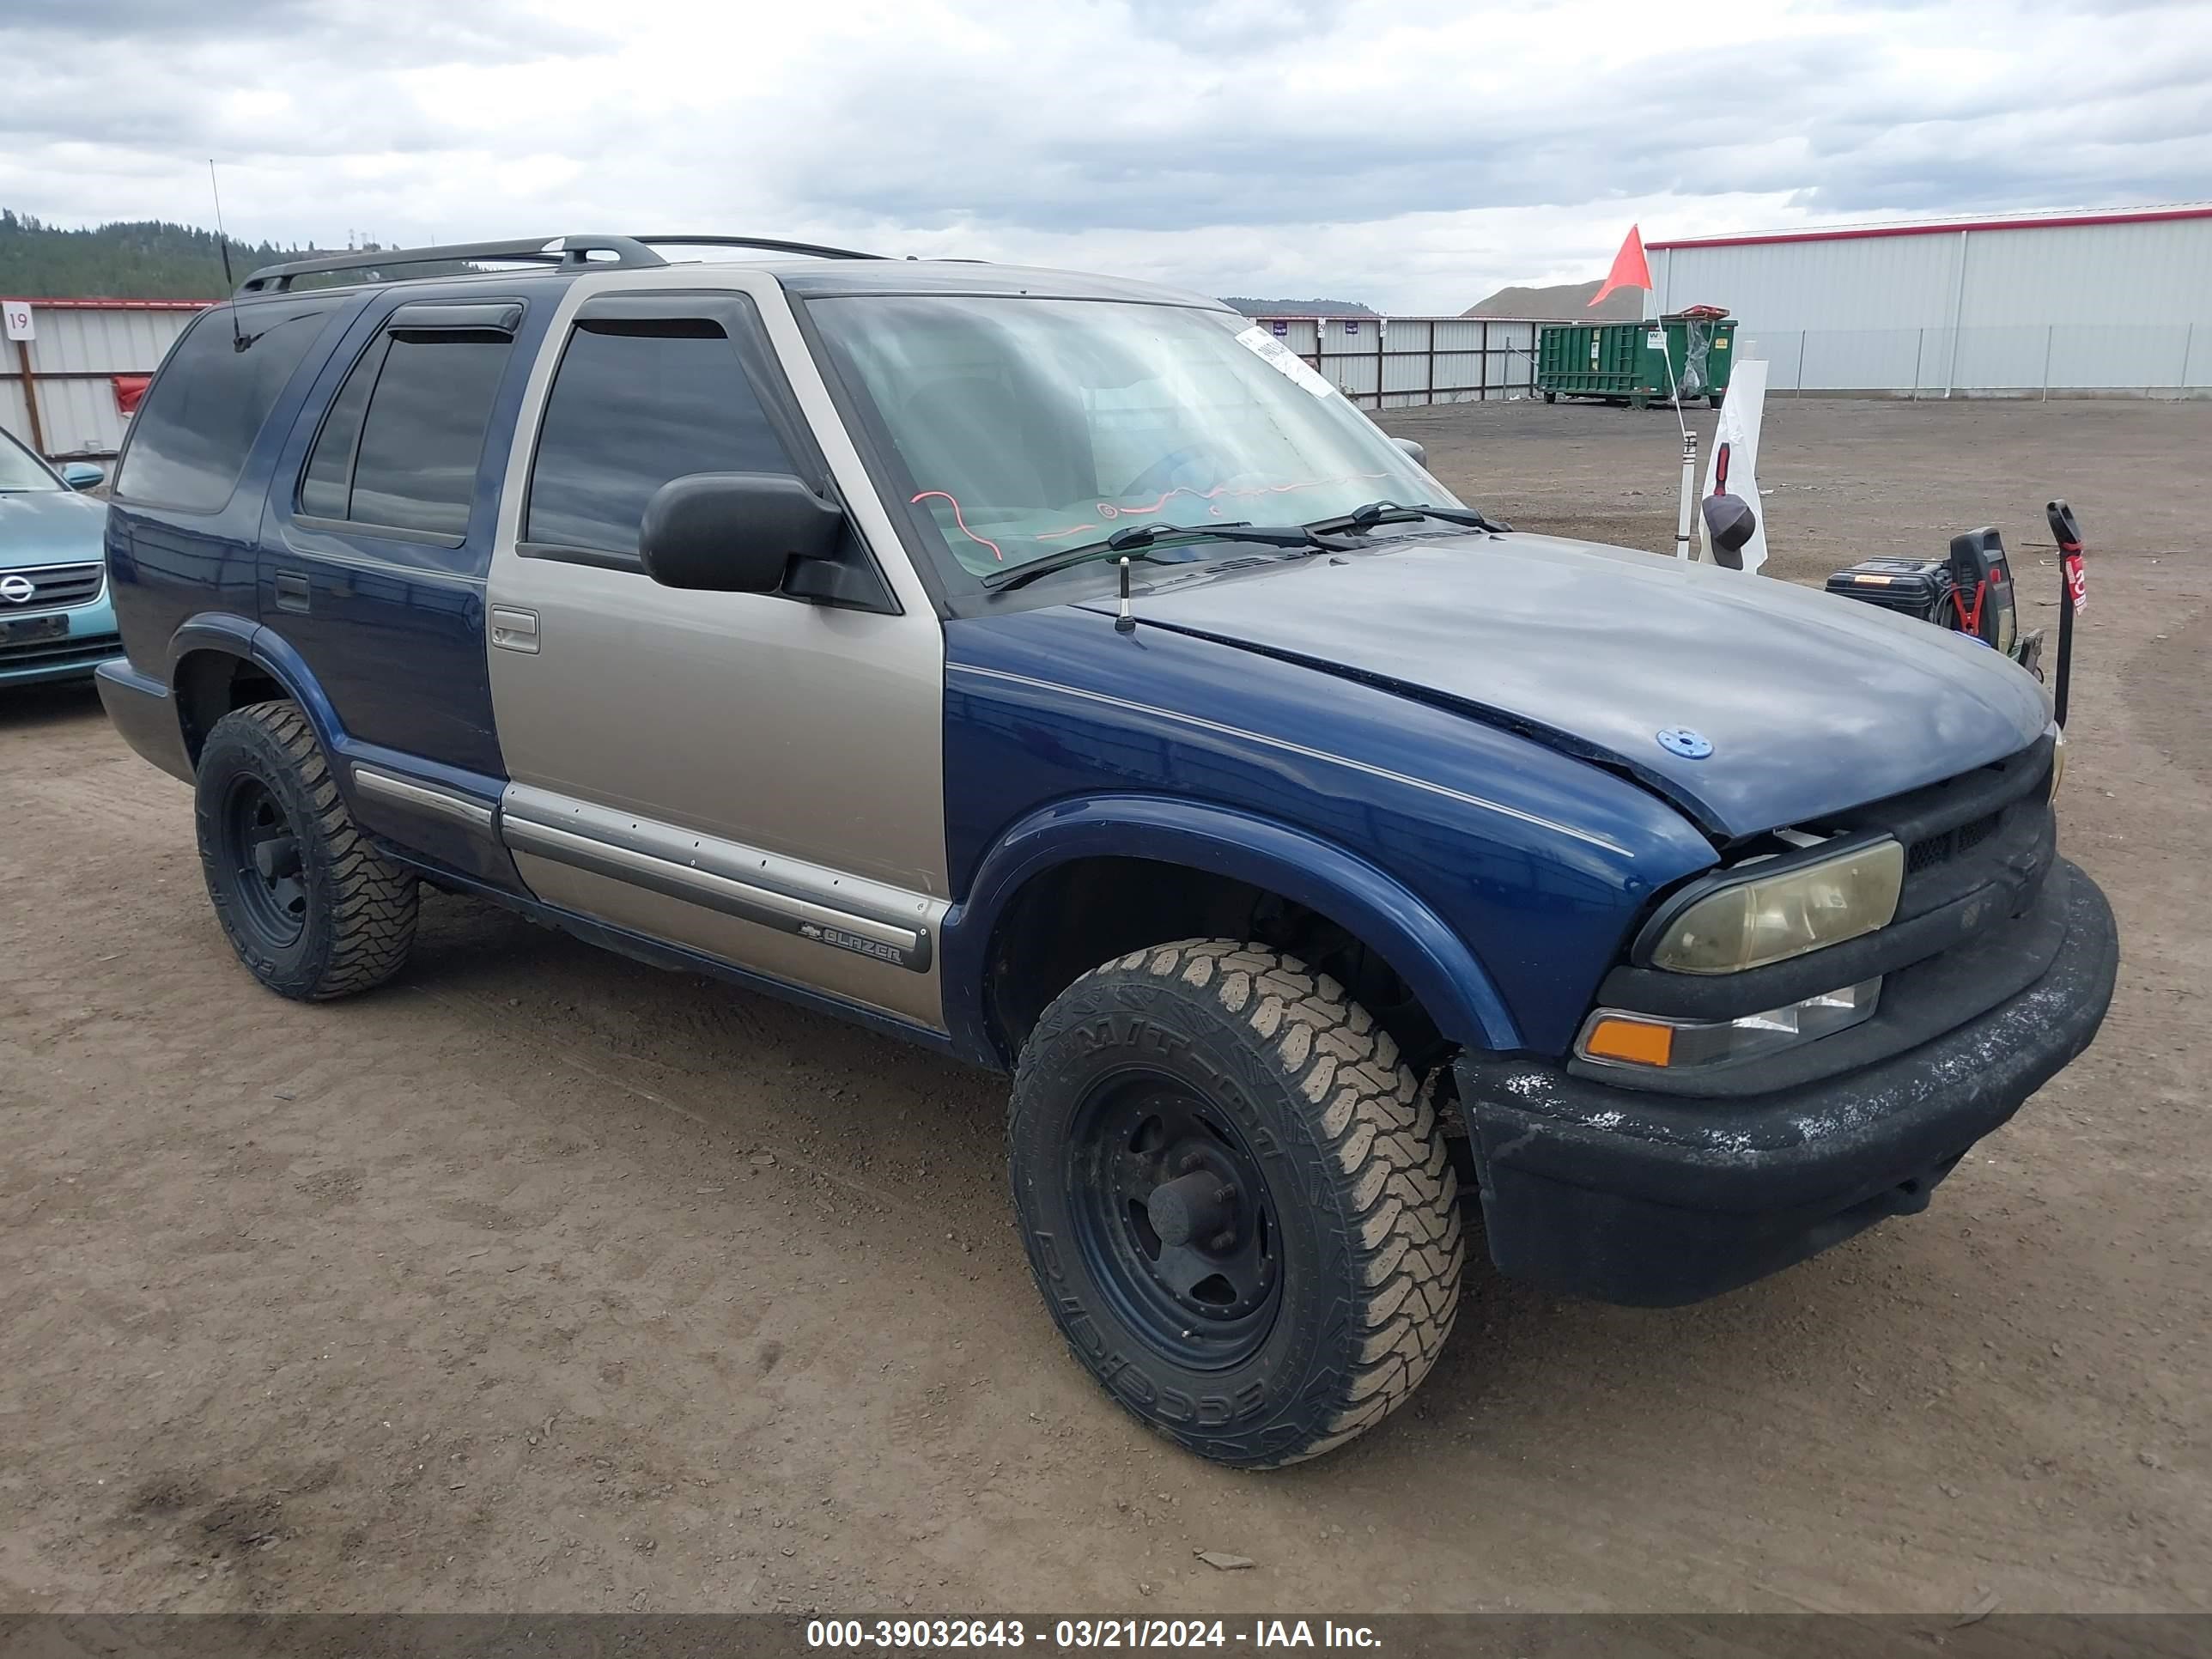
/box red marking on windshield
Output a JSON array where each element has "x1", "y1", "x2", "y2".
[{"x1": 911, "y1": 490, "x2": 1005, "y2": 561}]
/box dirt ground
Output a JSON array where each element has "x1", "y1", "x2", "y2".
[{"x1": 2, "y1": 398, "x2": 2204, "y2": 1617}]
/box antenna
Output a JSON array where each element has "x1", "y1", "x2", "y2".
[
  {"x1": 207, "y1": 159, "x2": 242, "y2": 347},
  {"x1": 1115, "y1": 556, "x2": 1136, "y2": 634}
]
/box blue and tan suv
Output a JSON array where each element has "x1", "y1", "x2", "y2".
[{"x1": 95, "y1": 234, "x2": 2118, "y2": 1467}]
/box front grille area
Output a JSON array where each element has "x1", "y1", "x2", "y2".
[
  {"x1": 0, "y1": 635, "x2": 117, "y2": 670},
  {"x1": 1907, "y1": 809, "x2": 2002, "y2": 873},
  {"x1": 1802, "y1": 732, "x2": 2053, "y2": 909},
  {"x1": 0, "y1": 562, "x2": 105, "y2": 611}
]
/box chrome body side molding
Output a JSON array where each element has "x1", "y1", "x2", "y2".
[
  {"x1": 499, "y1": 783, "x2": 942, "y2": 975},
  {"x1": 353, "y1": 765, "x2": 499, "y2": 832}
]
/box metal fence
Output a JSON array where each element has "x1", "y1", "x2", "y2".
[
  {"x1": 23, "y1": 303, "x2": 2190, "y2": 468},
  {"x1": 1253, "y1": 316, "x2": 1545, "y2": 409},
  {"x1": 1737, "y1": 323, "x2": 2212, "y2": 398},
  {"x1": 2, "y1": 299, "x2": 210, "y2": 459},
  {"x1": 1261, "y1": 315, "x2": 2212, "y2": 405}
]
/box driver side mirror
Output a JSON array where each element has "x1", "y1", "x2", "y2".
[
  {"x1": 1391, "y1": 437, "x2": 1426, "y2": 467},
  {"x1": 640, "y1": 472, "x2": 844, "y2": 593},
  {"x1": 61, "y1": 462, "x2": 106, "y2": 491}
]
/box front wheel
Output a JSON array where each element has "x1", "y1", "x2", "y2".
[
  {"x1": 195, "y1": 701, "x2": 418, "y2": 1000},
  {"x1": 1008, "y1": 940, "x2": 1463, "y2": 1467}
]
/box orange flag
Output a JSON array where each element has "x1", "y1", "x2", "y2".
[{"x1": 1589, "y1": 225, "x2": 1652, "y2": 307}]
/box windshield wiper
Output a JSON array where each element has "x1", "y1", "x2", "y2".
[
  {"x1": 983, "y1": 521, "x2": 1326, "y2": 592},
  {"x1": 1304, "y1": 501, "x2": 1511, "y2": 536}
]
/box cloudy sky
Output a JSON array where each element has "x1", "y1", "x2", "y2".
[{"x1": 4, "y1": 0, "x2": 2209, "y2": 312}]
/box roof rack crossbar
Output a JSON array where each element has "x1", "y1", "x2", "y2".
[
  {"x1": 236, "y1": 234, "x2": 670, "y2": 295},
  {"x1": 631, "y1": 234, "x2": 888, "y2": 262}
]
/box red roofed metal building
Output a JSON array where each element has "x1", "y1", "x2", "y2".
[{"x1": 1644, "y1": 204, "x2": 2212, "y2": 397}]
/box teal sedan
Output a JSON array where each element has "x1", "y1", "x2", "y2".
[{"x1": 1, "y1": 425, "x2": 115, "y2": 687}]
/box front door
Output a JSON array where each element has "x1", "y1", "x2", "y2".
[{"x1": 483, "y1": 273, "x2": 948, "y2": 1029}]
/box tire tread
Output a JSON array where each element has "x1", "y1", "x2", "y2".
[
  {"x1": 201, "y1": 701, "x2": 416, "y2": 1000},
  {"x1": 1021, "y1": 937, "x2": 1463, "y2": 1467}
]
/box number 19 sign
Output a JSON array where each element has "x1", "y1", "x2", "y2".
[{"x1": 2, "y1": 300, "x2": 33, "y2": 342}]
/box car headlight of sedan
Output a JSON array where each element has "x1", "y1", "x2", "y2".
[{"x1": 1643, "y1": 837, "x2": 1905, "y2": 975}]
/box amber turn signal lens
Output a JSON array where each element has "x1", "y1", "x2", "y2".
[{"x1": 1581, "y1": 1017, "x2": 1674, "y2": 1067}]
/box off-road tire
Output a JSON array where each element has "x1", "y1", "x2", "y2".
[
  {"x1": 195, "y1": 700, "x2": 417, "y2": 1000},
  {"x1": 1008, "y1": 939, "x2": 1463, "y2": 1468}
]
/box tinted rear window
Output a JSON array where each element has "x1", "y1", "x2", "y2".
[
  {"x1": 525, "y1": 320, "x2": 796, "y2": 557},
  {"x1": 115, "y1": 301, "x2": 341, "y2": 511},
  {"x1": 317, "y1": 332, "x2": 512, "y2": 538}
]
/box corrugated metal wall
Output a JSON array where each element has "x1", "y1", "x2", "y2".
[
  {"x1": 1, "y1": 301, "x2": 208, "y2": 458},
  {"x1": 1653, "y1": 212, "x2": 2212, "y2": 395}
]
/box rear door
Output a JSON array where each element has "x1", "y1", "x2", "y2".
[
  {"x1": 259, "y1": 296, "x2": 538, "y2": 783},
  {"x1": 482, "y1": 271, "x2": 948, "y2": 1030}
]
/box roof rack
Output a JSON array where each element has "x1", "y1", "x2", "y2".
[
  {"x1": 237, "y1": 232, "x2": 887, "y2": 295},
  {"x1": 632, "y1": 235, "x2": 887, "y2": 262}
]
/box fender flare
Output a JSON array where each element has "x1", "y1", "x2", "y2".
[
  {"x1": 941, "y1": 793, "x2": 1522, "y2": 1066},
  {"x1": 166, "y1": 612, "x2": 349, "y2": 764}
]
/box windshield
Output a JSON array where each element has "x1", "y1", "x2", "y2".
[
  {"x1": 0, "y1": 429, "x2": 62, "y2": 491},
  {"x1": 807, "y1": 295, "x2": 1457, "y2": 586}
]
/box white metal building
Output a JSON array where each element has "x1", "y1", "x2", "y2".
[
  {"x1": 2, "y1": 298, "x2": 209, "y2": 459},
  {"x1": 1647, "y1": 204, "x2": 2212, "y2": 396}
]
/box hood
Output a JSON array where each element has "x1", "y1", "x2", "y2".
[
  {"x1": 0, "y1": 488, "x2": 106, "y2": 571},
  {"x1": 1088, "y1": 532, "x2": 2049, "y2": 840}
]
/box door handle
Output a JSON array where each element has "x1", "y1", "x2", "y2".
[
  {"x1": 490, "y1": 605, "x2": 540, "y2": 654},
  {"x1": 274, "y1": 570, "x2": 310, "y2": 614}
]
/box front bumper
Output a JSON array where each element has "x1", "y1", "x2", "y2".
[
  {"x1": 0, "y1": 593, "x2": 118, "y2": 686},
  {"x1": 1455, "y1": 857, "x2": 2118, "y2": 1306}
]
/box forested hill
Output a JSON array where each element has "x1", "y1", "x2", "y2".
[
  {"x1": 0, "y1": 210, "x2": 313, "y2": 299},
  {"x1": 1220, "y1": 296, "x2": 1376, "y2": 317}
]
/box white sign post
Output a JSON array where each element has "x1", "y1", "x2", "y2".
[
  {"x1": 3, "y1": 300, "x2": 33, "y2": 342},
  {"x1": 1699, "y1": 359, "x2": 1771, "y2": 574}
]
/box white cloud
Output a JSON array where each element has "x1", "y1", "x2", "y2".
[{"x1": 3, "y1": 0, "x2": 2209, "y2": 311}]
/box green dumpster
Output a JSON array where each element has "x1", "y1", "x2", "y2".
[{"x1": 1537, "y1": 312, "x2": 1736, "y2": 408}]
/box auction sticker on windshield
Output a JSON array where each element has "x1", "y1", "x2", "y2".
[{"x1": 1234, "y1": 325, "x2": 1336, "y2": 398}]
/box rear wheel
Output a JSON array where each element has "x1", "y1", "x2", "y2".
[
  {"x1": 195, "y1": 701, "x2": 417, "y2": 1000},
  {"x1": 1008, "y1": 939, "x2": 1463, "y2": 1468}
]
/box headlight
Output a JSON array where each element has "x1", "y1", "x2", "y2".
[
  {"x1": 1577, "y1": 980, "x2": 1882, "y2": 1071},
  {"x1": 1645, "y1": 838, "x2": 1905, "y2": 975}
]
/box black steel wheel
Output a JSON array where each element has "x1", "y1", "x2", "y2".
[
  {"x1": 194, "y1": 700, "x2": 417, "y2": 1000},
  {"x1": 1009, "y1": 939, "x2": 1463, "y2": 1468},
  {"x1": 217, "y1": 772, "x2": 309, "y2": 948},
  {"x1": 1068, "y1": 1072, "x2": 1284, "y2": 1370}
]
